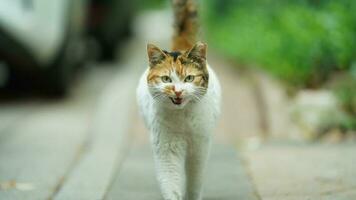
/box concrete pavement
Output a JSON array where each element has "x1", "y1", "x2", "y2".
[
  {"x1": 1, "y1": 9, "x2": 356, "y2": 200},
  {"x1": 243, "y1": 142, "x2": 356, "y2": 200}
]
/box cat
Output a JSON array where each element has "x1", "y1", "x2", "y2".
[{"x1": 136, "y1": 0, "x2": 221, "y2": 199}]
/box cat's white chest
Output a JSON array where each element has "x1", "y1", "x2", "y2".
[{"x1": 154, "y1": 108, "x2": 205, "y2": 135}]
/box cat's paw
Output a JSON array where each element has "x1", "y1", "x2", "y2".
[
  {"x1": 186, "y1": 191, "x2": 202, "y2": 200},
  {"x1": 164, "y1": 191, "x2": 184, "y2": 200}
]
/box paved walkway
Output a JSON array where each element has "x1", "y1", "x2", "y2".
[
  {"x1": 0, "y1": 10, "x2": 355, "y2": 200},
  {"x1": 243, "y1": 143, "x2": 356, "y2": 200}
]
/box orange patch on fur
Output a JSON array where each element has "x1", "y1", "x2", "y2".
[
  {"x1": 148, "y1": 56, "x2": 208, "y2": 88},
  {"x1": 163, "y1": 85, "x2": 175, "y2": 95}
]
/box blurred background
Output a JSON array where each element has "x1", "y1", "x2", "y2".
[
  {"x1": 0, "y1": 0, "x2": 355, "y2": 199},
  {"x1": 201, "y1": 0, "x2": 356, "y2": 142},
  {"x1": 1, "y1": 0, "x2": 354, "y2": 140},
  {"x1": 0, "y1": 0, "x2": 136, "y2": 95}
]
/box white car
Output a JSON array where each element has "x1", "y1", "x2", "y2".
[{"x1": 0, "y1": 0, "x2": 87, "y2": 95}]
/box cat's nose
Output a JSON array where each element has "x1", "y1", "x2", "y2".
[{"x1": 175, "y1": 91, "x2": 182, "y2": 97}]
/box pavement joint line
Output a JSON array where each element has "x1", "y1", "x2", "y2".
[
  {"x1": 101, "y1": 53, "x2": 149, "y2": 200},
  {"x1": 47, "y1": 142, "x2": 88, "y2": 200},
  {"x1": 239, "y1": 151, "x2": 263, "y2": 200},
  {"x1": 102, "y1": 124, "x2": 135, "y2": 200},
  {"x1": 101, "y1": 77, "x2": 140, "y2": 200},
  {"x1": 47, "y1": 110, "x2": 97, "y2": 200}
]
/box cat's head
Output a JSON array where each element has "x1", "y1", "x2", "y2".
[{"x1": 146, "y1": 42, "x2": 209, "y2": 109}]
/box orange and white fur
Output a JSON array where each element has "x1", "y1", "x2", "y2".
[{"x1": 136, "y1": 0, "x2": 221, "y2": 199}]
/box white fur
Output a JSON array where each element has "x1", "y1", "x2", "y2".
[{"x1": 136, "y1": 65, "x2": 221, "y2": 200}]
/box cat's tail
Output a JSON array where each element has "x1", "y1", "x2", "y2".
[{"x1": 171, "y1": 0, "x2": 199, "y2": 51}]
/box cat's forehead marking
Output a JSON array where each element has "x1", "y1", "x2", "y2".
[
  {"x1": 175, "y1": 60, "x2": 185, "y2": 78},
  {"x1": 163, "y1": 50, "x2": 181, "y2": 62}
]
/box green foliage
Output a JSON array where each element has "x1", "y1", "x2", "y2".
[
  {"x1": 202, "y1": 0, "x2": 356, "y2": 88},
  {"x1": 138, "y1": 0, "x2": 166, "y2": 10},
  {"x1": 330, "y1": 67, "x2": 356, "y2": 131},
  {"x1": 334, "y1": 76, "x2": 356, "y2": 116}
]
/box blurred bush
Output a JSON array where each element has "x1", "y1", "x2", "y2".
[
  {"x1": 330, "y1": 67, "x2": 356, "y2": 131},
  {"x1": 139, "y1": 0, "x2": 166, "y2": 10},
  {"x1": 202, "y1": 0, "x2": 356, "y2": 89}
]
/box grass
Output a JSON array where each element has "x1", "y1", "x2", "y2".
[{"x1": 202, "y1": 0, "x2": 356, "y2": 89}]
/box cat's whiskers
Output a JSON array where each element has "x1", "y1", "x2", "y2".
[
  {"x1": 195, "y1": 87, "x2": 207, "y2": 93},
  {"x1": 153, "y1": 94, "x2": 165, "y2": 101},
  {"x1": 194, "y1": 90, "x2": 206, "y2": 96},
  {"x1": 152, "y1": 93, "x2": 168, "y2": 105},
  {"x1": 191, "y1": 92, "x2": 202, "y2": 102}
]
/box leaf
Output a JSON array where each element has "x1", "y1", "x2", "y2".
[{"x1": 0, "y1": 180, "x2": 35, "y2": 191}]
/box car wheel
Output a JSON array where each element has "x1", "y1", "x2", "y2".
[
  {"x1": 99, "y1": 40, "x2": 117, "y2": 61},
  {"x1": 40, "y1": 44, "x2": 72, "y2": 96},
  {"x1": 99, "y1": 18, "x2": 133, "y2": 62}
]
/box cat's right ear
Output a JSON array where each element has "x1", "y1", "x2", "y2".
[{"x1": 147, "y1": 44, "x2": 167, "y2": 67}]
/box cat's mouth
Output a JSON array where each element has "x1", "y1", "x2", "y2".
[{"x1": 170, "y1": 97, "x2": 183, "y2": 105}]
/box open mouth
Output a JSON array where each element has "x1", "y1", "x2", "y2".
[{"x1": 170, "y1": 97, "x2": 183, "y2": 105}]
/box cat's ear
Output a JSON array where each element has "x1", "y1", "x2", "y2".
[
  {"x1": 147, "y1": 43, "x2": 167, "y2": 67},
  {"x1": 186, "y1": 42, "x2": 207, "y2": 64}
]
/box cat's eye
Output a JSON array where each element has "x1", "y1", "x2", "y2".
[
  {"x1": 161, "y1": 76, "x2": 172, "y2": 83},
  {"x1": 184, "y1": 75, "x2": 195, "y2": 82}
]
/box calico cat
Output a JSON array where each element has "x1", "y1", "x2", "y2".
[{"x1": 136, "y1": 0, "x2": 221, "y2": 199}]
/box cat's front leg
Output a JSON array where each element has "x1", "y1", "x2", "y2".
[
  {"x1": 185, "y1": 137, "x2": 211, "y2": 200},
  {"x1": 153, "y1": 140, "x2": 187, "y2": 200}
]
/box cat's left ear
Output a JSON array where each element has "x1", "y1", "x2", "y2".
[
  {"x1": 147, "y1": 43, "x2": 167, "y2": 67},
  {"x1": 186, "y1": 42, "x2": 207, "y2": 65}
]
